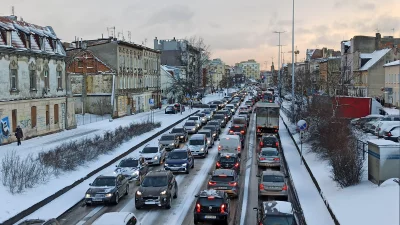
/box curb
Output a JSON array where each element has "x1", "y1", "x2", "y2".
[
  {"x1": 4, "y1": 110, "x2": 200, "y2": 225},
  {"x1": 280, "y1": 115, "x2": 341, "y2": 225}
]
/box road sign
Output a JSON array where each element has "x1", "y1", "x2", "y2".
[
  {"x1": 149, "y1": 98, "x2": 154, "y2": 106},
  {"x1": 297, "y1": 120, "x2": 307, "y2": 131}
]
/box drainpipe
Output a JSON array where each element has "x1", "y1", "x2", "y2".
[{"x1": 64, "y1": 62, "x2": 69, "y2": 130}]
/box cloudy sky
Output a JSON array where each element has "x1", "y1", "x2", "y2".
[{"x1": 2, "y1": 0, "x2": 399, "y2": 69}]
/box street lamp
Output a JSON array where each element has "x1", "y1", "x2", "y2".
[
  {"x1": 291, "y1": 0, "x2": 295, "y2": 122},
  {"x1": 274, "y1": 31, "x2": 285, "y2": 97}
]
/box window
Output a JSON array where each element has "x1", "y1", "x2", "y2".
[
  {"x1": 57, "y1": 71, "x2": 62, "y2": 89},
  {"x1": 78, "y1": 60, "x2": 83, "y2": 68},
  {"x1": 46, "y1": 105, "x2": 50, "y2": 125},
  {"x1": 54, "y1": 104, "x2": 59, "y2": 124},
  {"x1": 31, "y1": 106, "x2": 37, "y2": 128},
  {"x1": 10, "y1": 69, "x2": 18, "y2": 90},
  {"x1": 30, "y1": 70, "x2": 37, "y2": 90},
  {"x1": 44, "y1": 70, "x2": 49, "y2": 89},
  {"x1": 12, "y1": 109, "x2": 17, "y2": 132}
]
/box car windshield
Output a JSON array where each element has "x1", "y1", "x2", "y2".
[
  {"x1": 190, "y1": 139, "x2": 205, "y2": 145},
  {"x1": 211, "y1": 176, "x2": 234, "y2": 182},
  {"x1": 198, "y1": 132, "x2": 211, "y2": 137},
  {"x1": 161, "y1": 135, "x2": 174, "y2": 140},
  {"x1": 220, "y1": 157, "x2": 236, "y2": 163},
  {"x1": 197, "y1": 114, "x2": 205, "y2": 117},
  {"x1": 209, "y1": 122, "x2": 218, "y2": 126},
  {"x1": 263, "y1": 215, "x2": 294, "y2": 225},
  {"x1": 141, "y1": 176, "x2": 168, "y2": 187},
  {"x1": 261, "y1": 150, "x2": 278, "y2": 156},
  {"x1": 214, "y1": 115, "x2": 225, "y2": 120},
  {"x1": 185, "y1": 122, "x2": 195, "y2": 126},
  {"x1": 263, "y1": 175, "x2": 284, "y2": 182},
  {"x1": 118, "y1": 159, "x2": 139, "y2": 167},
  {"x1": 239, "y1": 111, "x2": 248, "y2": 115},
  {"x1": 171, "y1": 128, "x2": 184, "y2": 133},
  {"x1": 233, "y1": 118, "x2": 246, "y2": 124},
  {"x1": 168, "y1": 151, "x2": 187, "y2": 159},
  {"x1": 204, "y1": 111, "x2": 211, "y2": 115},
  {"x1": 188, "y1": 117, "x2": 198, "y2": 121},
  {"x1": 166, "y1": 106, "x2": 174, "y2": 110},
  {"x1": 92, "y1": 177, "x2": 115, "y2": 186},
  {"x1": 199, "y1": 197, "x2": 223, "y2": 206},
  {"x1": 142, "y1": 147, "x2": 158, "y2": 153},
  {"x1": 226, "y1": 106, "x2": 234, "y2": 109}
]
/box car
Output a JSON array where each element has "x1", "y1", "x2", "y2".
[
  {"x1": 164, "y1": 148, "x2": 195, "y2": 174},
  {"x1": 195, "y1": 113, "x2": 208, "y2": 125},
  {"x1": 225, "y1": 104, "x2": 236, "y2": 113},
  {"x1": 229, "y1": 124, "x2": 247, "y2": 135},
  {"x1": 85, "y1": 173, "x2": 129, "y2": 206},
  {"x1": 209, "y1": 104, "x2": 218, "y2": 112},
  {"x1": 165, "y1": 105, "x2": 177, "y2": 114},
  {"x1": 170, "y1": 127, "x2": 188, "y2": 143},
  {"x1": 239, "y1": 110, "x2": 250, "y2": 120},
  {"x1": 213, "y1": 114, "x2": 228, "y2": 127},
  {"x1": 114, "y1": 157, "x2": 149, "y2": 184},
  {"x1": 237, "y1": 114, "x2": 249, "y2": 126},
  {"x1": 209, "y1": 100, "x2": 225, "y2": 109},
  {"x1": 232, "y1": 116, "x2": 248, "y2": 129},
  {"x1": 253, "y1": 201, "x2": 299, "y2": 225},
  {"x1": 203, "y1": 124, "x2": 219, "y2": 139},
  {"x1": 174, "y1": 103, "x2": 185, "y2": 112},
  {"x1": 231, "y1": 132, "x2": 245, "y2": 148},
  {"x1": 183, "y1": 121, "x2": 198, "y2": 134},
  {"x1": 188, "y1": 133, "x2": 209, "y2": 157},
  {"x1": 92, "y1": 212, "x2": 141, "y2": 225},
  {"x1": 259, "y1": 135, "x2": 279, "y2": 152},
  {"x1": 207, "y1": 120, "x2": 222, "y2": 134},
  {"x1": 257, "y1": 170, "x2": 288, "y2": 200},
  {"x1": 197, "y1": 129, "x2": 214, "y2": 147},
  {"x1": 135, "y1": 170, "x2": 178, "y2": 209},
  {"x1": 223, "y1": 96, "x2": 232, "y2": 102},
  {"x1": 193, "y1": 190, "x2": 230, "y2": 225},
  {"x1": 257, "y1": 147, "x2": 281, "y2": 168},
  {"x1": 239, "y1": 106, "x2": 250, "y2": 113},
  {"x1": 216, "y1": 152, "x2": 241, "y2": 174},
  {"x1": 201, "y1": 110, "x2": 213, "y2": 121},
  {"x1": 158, "y1": 134, "x2": 180, "y2": 151},
  {"x1": 214, "y1": 110, "x2": 230, "y2": 121},
  {"x1": 207, "y1": 169, "x2": 240, "y2": 198},
  {"x1": 245, "y1": 100, "x2": 254, "y2": 107},
  {"x1": 187, "y1": 116, "x2": 202, "y2": 128},
  {"x1": 218, "y1": 135, "x2": 242, "y2": 157},
  {"x1": 139, "y1": 145, "x2": 166, "y2": 165},
  {"x1": 17, "y1": 219, "x2": 60, "y2": 225}
]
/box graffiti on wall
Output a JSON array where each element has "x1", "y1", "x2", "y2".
[{"x1": 1, "y1": 116, "x2": 10, "y2": 144}]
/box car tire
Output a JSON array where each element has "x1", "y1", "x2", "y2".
[
  {"x1": 173, "y1": 184, "x2": 178, "y2": 199},
  {"x1": 125, "y1": 185, "x2": 129, "y2": 196},
  {"x1": 85, "y1": 202, "x2": 92, "y2": 206},
  {"x1": 186, "y1": 166, "x2": 190, "y2": 174},
  {"x1": 114, "y1": 192, "x2": 119, "y2": 205},
  {"x1": 135, "y1": 203, "x2": 141, "y2": 210},
  {"x1": 165, "y1": 196, "x2": 172, "y2": 209},
  {"x1": 194, "y1": 220, "x2": 199, "y2": 225}
]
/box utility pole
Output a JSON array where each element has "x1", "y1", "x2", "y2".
[
  {"x1": 274, "y1": 31, "x2": 286, "y2": 98},
  {"x1": 291, "y1": 0, "x2": 296, "y2": 122}
]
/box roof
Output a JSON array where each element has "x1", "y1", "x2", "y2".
[
  {"x1": 190, "y1": 133, "x2": 207, "y2": 138},
  {"x1": 198, "y1": 189, "x2": 224, "y2": 198},
  {"x1": 92, "y1": 212, "x2": 136, "y2": 225},
  {"x1": 212, "y1": 169, "x2": 235, "y2": 175},
  {"x1": 262, "y1": 170, "x2": 284, "y2": 176},
  {"x1": 219, "y1": 152, "x2": 238, "y2": 157},
  {"x1": 383, "y1": 60, "x2": 400, "y2": 67},
  {"x1": 262, "y1": 201, "x2": 293, "y2": 215},
  {"x1": 359, "y1": 48, "x2": 391, "y2": 71},
  {"x1": 147, "y1": 170, "x2": 170, "y2": 176}
]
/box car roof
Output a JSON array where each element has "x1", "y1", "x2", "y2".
[
  {"x1": 233, "y1": 116, "x2": 246, "y2": 120},
  {"x1": 198, "y1": 189, "x2": 225, "y2": 198},
  {"x1": 262, "y1": 170, "x2": 284, "y2": 176},
  {"x1": 198, "y1": 129, "x2": 211, "y2": 133},
  {"x1": 224, "y1": 135, "x2": 240, "y2": 140},
  {"x1": 262, "y1": 201, "x2": 293, "y2": 216},
  {"x1": 120, "y1": 157, "x2": 140, "y2": 161},
  {"x1": 191, "y1": 133, "x2": 206, "y2": 139},
  {"x1": 212, "y1": 169, "x2": 235, "y2": 176},
  {"x1": 146, "y1": 169, "x2": 170, "y2": 177},
  {"x1": 219, "y1": 152, "x2": 238, "y2": 158},
  {"x1": 98, "y1": 173, "x2": 118, "y2": 178},
  {"x1": 162, "y1": 133, "x2": 176, "y2": 137},
  {"x1": 92, "y1": 212, "x2": 136, "y2": 225},
  {"x1": 262, "y1": 134, "x2": 277, "y2": 138},
  {"x1": 261, "y1": 147, "x2": 278, "y2": 152},
  {"x1": 171, "y1": 148, "x2": 189, "y2": 153}
]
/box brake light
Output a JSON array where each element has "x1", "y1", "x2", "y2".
[
  {"x1": 196, "y1": 203, "x2": 201, "y2": 213},
  {"x1": 208, "y1": 181, "x2": 217, "y2": 186},
  {"x1": 275, "y1": 142, "x2": 279, "y2": 147},
  {"x1": 259, "y1": 183, "x2": 264, "y2": 190},
  {"x1": 234, "y1": 125, "x2": 239, "y2": 128},
  {"x1": 240, "y1": 130, "x2": 245, "y2": 134},
  {"x1": 259, "y1": 142, "x2": 264, "y2": 147},
  {"x1": 208, "y1": 196, "x2": 215, "y2": 199},
  {"x1": 229, "y1": 182, "x2": 237, "y2": 186},
  {"x1": 282, "y1": 184, "x2": 288, "y2": 191},
  {"x1": 260, "y1": 157, "x2": 266, "y2": 160},
  {"x1": 387, "y1": 132, "x2": 392, "y2": 137},
  {"x1": 216, "y1": 162, "x2": 221, "y2": 167},
  {"x1": 274, "y1": 129, "x2": 278, "y2": 133},
  {"x1": 220, "y1": 204, "x2": 226, "y2": 213},
  {"x1": 234, "y1": 162, "x2": 239, "y2": 167},
  {"x1": 218, "y1": 145, "x2": 221, "y2": 151},
  {"x1": 237, "y1": 146, "x2": 241, "y2": 151},
  {"x1": 229, "y1": 130, "x2": 233, "y2": 133},
  {"x1": 273, "y1": 158, "x2": 280, "y2": 161},
  {"x1": 257, "y1": 129, "x2": 261, "y2": 132}
]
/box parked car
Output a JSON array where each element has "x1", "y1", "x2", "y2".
[
  {"x1": 174, "y1": 103, "x2": 185, "y2": 112},
  {"x1": 158, "y1": 134, "x2": 180, "y2": 151},
  {"x1": 218, "y1": 135, "x2": 242, "y2": 157},
  {"x1": 183, "y1": 121, "x2": 198, "y2": 134},
  {"x1": 197, "y1": 129, "x2": 214, "y2": 148},
  {"x1": 196, "y1": 113, "x2": 208, "y2": 125},
  {"x1": 257, "y1": 170, "x2": 288, "y2": 200},
  {"x1": 164, "y1": 149, "x2": 195, "y2": 174},
  {"x1": 215, "y1": 152, "x2": 240, "y2": 174},
  {"x1": 259, "y1": 135, "x2": 279, "y2": 152},
  {"x1": 384, "y1": 127, "x2": 400, "y2": 142},
  {"x1": 193, "y1": 190, "x2": 230, "y2": 225},
  {"x1": 207, "y1": 169, "x2": 240, "y2": 198},
  {"x1": 257, "y1": 147, "x2": 281, "y2": 168},
  {"x1": 253, "y1": 201, "x2": 299, "y2": 225},
  {"x1": 135, "y1": 170, "x2": 178, "y2": 209},
  {"x1": 139, "y1": 145, "x2": 166, "y2": 165},
  {"x1": 92, "y1": 212, "x2": 141, "y2": 225},
  {"x1": 187, "y1": 116, "x2": 202, "y2": 128},
  {"x1": 85, "y1": 173, "x2": 129, "y2": 206},
  {"x1": 115, "y1": 157, "x2": 149, "y2": 184},
  {"x1": 188, "y1": 133, "x2": 209, "y2": 157},
  {"x1": 170, "y1": 127, "x2": 188, "y2": 143},
  {"x1": 374, "y1": 121, "x2": 400, "y2": 137}
]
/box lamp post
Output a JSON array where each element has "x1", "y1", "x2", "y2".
[
  {"x1": 291, "y1": 0, "x2": 295, "y2": 122},
  {"x1": 274, "y1": 31, "x2": 285, "y2": 97}
]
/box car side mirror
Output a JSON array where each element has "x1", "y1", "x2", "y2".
[
  {"x1": 89, "y1": 183, "x2": 92, "y2": 186},
  {"x1": 195, "y1": 194, "x2": 199, "y2": 197},
  {"x1": 256, "y1": 175, "x2": 260, "y2": 177}
]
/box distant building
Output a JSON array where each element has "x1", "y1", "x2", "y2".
[
  {"x1": 319, "y1": 57, "x2": 341, "y2": 95},
  {"x1": 209, "y1": 58, "x2": 225, "y2": 89},
  {"x1": 0, "y1": 15, "x2": 76, "y2": 144},
  {"x1": 238, "y1": 59, "x2": 260, "y2": 80},
  {"x1": 160, "y1": 65, "x2": 184, "y2": 103},
  {"x1": 383, "y1": 60, "x2": 400, "y2": 106}
]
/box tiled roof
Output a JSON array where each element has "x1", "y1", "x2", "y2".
[
  {"x1": 359, "y1": 48, "x2": 391, "y2": 71},
  {"x1": 0, "y1": 16, "x2": 66, "y2": 56}
]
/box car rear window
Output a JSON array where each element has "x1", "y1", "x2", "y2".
[
  {"x1": 190, "y1": 139, "x2": 205, "y2": 145},
  {"x1": 263, "y1": 137, "x2": 276, "y2": 144},
  {"x1": 211, "y1": 176, "x2": 234, "y2": 182},
  {"x1": 263, "y1": 175, "x2": 284, "y2": 182},
  {"x1": 220, "y1": 157, "x2": 236, "y2": 163},
  {"x1": 261, "y1": 150, "x2": 278, "y2": 156},
  {"x1": 233, "y1": 118, "x2": 246, "y2": 124},
  {"x1": 199, "y1": 197, "x2": 223, "y2": 206}
]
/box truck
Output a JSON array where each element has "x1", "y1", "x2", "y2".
[
  {"x1": 255, "y1": 102, "x2": 280, "y2": 136},
  {"x1": 261, "y1": 91, "x2": 275, "y2": 103},
  {"x1": 329, "y1": 96, "x2": 381, "y2": 118}
]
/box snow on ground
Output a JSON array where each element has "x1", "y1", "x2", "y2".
[
  {"x1": 280, "y1": 111, "x2": 400, "y2": 225},
  {"x1": 279, "y1": 119, "x2": 335, "y2": 225},
  {"x1": 75, "y1": 113, "x2": 111, "y2": 126},
  {"x1": 1, "y1": 93, "x2": 223, "y2": 223}
]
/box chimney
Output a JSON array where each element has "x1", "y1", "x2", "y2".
[{"x1": 375, "y1": 33, "x2": 382, "y2": 50}]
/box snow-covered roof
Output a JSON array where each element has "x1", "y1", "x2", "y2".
[
  {"x1": 359, "y1": 49, "x2": 391, "y2": 71},
  {"x1": 263, "y1": 201, "x2": 293, "y2": 215},
  {"x1": 383, "y1": 60, "x2": 400, "y2": 67},
  {"x1": 343, "y1": 41, "x2": 351, "y2": 47}
]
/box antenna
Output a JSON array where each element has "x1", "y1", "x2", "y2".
[
  {"x1": 128, "y1": 31, "x2": 132, "y2": 42},
  {"x1": 107, "y1": 27, "x2": 116, "y2": 38},
  {"x1": 118, "y1": 30, "x2": 125, "y2": 41},
  {"x1": 11, "y1": 6, "x2": 14, "y2": 16},
  {"x1": 375, "y1": 28, "x2": 380, "y2": 33}
]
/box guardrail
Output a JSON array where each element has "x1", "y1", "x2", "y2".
[
  {"x1": 280, "y1": 113, "x2": 341, "y2": 225},
  {"x1": 4, "y1": 110, "x2": 200, "y2": 225}
]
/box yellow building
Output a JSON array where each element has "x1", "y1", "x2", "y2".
[
  {"x1": 239, "y1": 59, "x2": 260, "y2": 80},
  {"x1": 210, "y1": 58, "x2": 225, "y2": 89}
]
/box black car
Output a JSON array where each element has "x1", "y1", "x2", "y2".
[
  {"x1": 194, "y1": 190, "x2": 230, "y2": 225},
  {"x1": 165, "y1": 105, "x2": 177, "y2": 114},
  {"x1": 207, "y1": 120, "x2": 222, "y2": 134},
  {"x1": 135, "y1": 170, "x2": 178, "y2": 209},
  {"x1": 85, "y1": 173, "x2": 129, "y2": 206},
  {"x1": 170, "y1": 127, "x2": 188, "y2": 142},
  {"x1": 216, "y1": 152, "x2": 241, "y2": 174},
  {"x1": 203, "y1": 125, "x2": 219, "y2": 139},
  {"x1": 229, "y1": 124, "x2": 247, "y2": 135},
  {"x1": 259, "y1": 135, "x2": 279, "y2": 152},
  {"x1": 213, "y1": 114, "x2": 228, "y2": 127}
]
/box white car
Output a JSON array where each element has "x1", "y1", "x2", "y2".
[
  {"x1": 139, "y1": 145, "x2": 166, "y2": 165},
  {"x1": 92, "y1": 212, "x2": 141, "y2": 225}
]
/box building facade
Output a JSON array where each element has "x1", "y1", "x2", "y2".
[
  {"x1": 239, "y1": 59, "x2": 260, "y2": 80},
  {"x1": 210, "y1": 58, "x2": 225, "y2": 89},
  {"x1": 383, "y1": 60, "x2": 400, "y2": 106},
  {"x1": 0, "y1": 15, "x2": 75, "y2": 144},
  {"x1": 318, "y1": 58, "x2": 341, "y2": 95}
]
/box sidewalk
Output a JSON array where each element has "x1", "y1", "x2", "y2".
[
  {"x1": 280, "y1": 111, "x2": 399, "y2": 225},
  {"x1": 279, "y1": 118, "x2": 335, "y2": 225}
]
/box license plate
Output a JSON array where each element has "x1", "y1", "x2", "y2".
[
  {"x1": 217, "y1": 187, "x2": 227, "y2": 189},
  {"x1": 170, "y1": 167, "x2": 179, "y2": 170},
  {"x1": 204, "y1": 215, "x2": 216, "y2": 219},
  {"x1": 93, "y1": 198, "x2": 102, "y2": 202},
  {"x1": 145, "y1": 201, "x2": 156, "y2": 205}
]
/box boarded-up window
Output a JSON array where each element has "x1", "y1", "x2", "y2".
[
  {"x1": 31, "y1": 106, "x2": 37, "y2": 128},
  {"x1": 54, "y1": 104, "x2": 59, "y2": 124},
  {"x1": 46, "y1": 105, "x2": 50, "y2": 125},
  {"x1": 12, "y1": 109, "x2": 17, "y2": 132}
]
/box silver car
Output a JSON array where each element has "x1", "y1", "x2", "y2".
[
  {"x1": 183, "y1": 121, "x2": 198, "y2": 134},
  {"x1": 187, "y1": 116, "x2": 202, "y2": 128},
  {"x1": 257, "y1": 147, "x2": 281, "y2": 168},
  {"x1": 197, "y1": 129, "x2": 214, "y2": 148},
  {"x1": 196, "y1": 113, "x2": 208, "y2": 125},
  {"x1": 158, "y1": 134, "x2": 180, "y2": 150},
  {"x1": 257, "y1": 170, "x2": 288, "y2": 200}
]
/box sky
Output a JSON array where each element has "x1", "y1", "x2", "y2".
[{"x1": 2, "y1": 0, "x2": 399, "y2": 69}]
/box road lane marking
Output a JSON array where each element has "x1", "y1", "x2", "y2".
[{"x1": 76, "y1": 206, "x2": 103, "y2": 225}]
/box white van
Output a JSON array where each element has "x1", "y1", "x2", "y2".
[
  {"x1": 218, "y1": 135, "x2": 242, "y2": 156},
  {"x1": 92, "y1": 212, "x2": 141, "y2": 225},
  {"x1": 375, "y1": 121, "x2": 400, "y2": 137}
]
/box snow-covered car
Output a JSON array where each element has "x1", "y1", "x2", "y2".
[
  {"x1": 85, "y1": 173, "x2": 129, "y2": 206},
  {"x1": 92, "y1": 212, "x2": 141, "y2": 225},
  {"x1": 165, "y1": 106, "x2": 177, "y2": 114},
  {"x1": 114, "y1": 157, "x2": 149, "y2": 184},
  {"x1": 139, "y1": 145, "x2": 166, "y2": 165}
]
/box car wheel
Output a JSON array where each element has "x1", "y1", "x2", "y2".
[
  {"x1": 114, "y1": 192, "x2": 119, "y2": 205},
  {"x1": 194, "y1": 220, "x2": 199, "y2": 225},
  {"x1": 135, "y1": 203, "x2": 141, "y2": 210},
  {"x1": 85, "y1": 202, "x2": 92, "y2": 206},
  {"x1": 125, "y1": 185, "x2": 129, "y2": 196},
  {"x1": 165, "y1": 196, "x2": 172, "y2": 209},
  {"x1": 173, "y1": 185, "x2": 178, "y2": 199},
  {"x1": 186, "y1": 166, "x2": 190, "y2": 174},
  {"x1": 191, "y1": 161, "x2": 194, "y2": 168}
]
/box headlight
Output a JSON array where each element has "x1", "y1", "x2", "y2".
[
  {"x1": 207, "y1": 140, "x2": 210, "y2": 144},
  {"x1": 165, "y1": 163, "x2": 169, "y2": 167},
  {"x1": 136, "y1": 191, "x2": 142, "y2": 195},
  {"x1": 180, "y1": 136, "x2": 184, "y2": 138},
  {"x1": 105, "y1": 193, "x2": 112, "y2": 197},
  {"x1": 200, "y1": 148, "x2": 204, "y2": 151},
  {"x1": 85, "y1": 194, "x2": 91, "y2": 198},
  {"x1": 192, "y1": 128, "x2": 196, "y2": 130},
  {"x1": 154, "y1": 155, "x2": 158, "y2": 160},
  {"x1": 133, "y1": 170, "x2": 139, "y2": 176},
  {"x1": 182, "y1": 163, "x2": 187, "y2": 167},
  {"x1": 213, "y1": 134, "x2": 216, "y2": 137},
  {"x1": 160, "y1": 190, "x2": 167, "y2": 195},
  {"x1": 170, "y1": 143, "x2": 174, "y2": 145}
]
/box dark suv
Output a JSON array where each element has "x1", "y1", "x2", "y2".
[
  {"x1": 135, "y1": 170, "x2": 178, "y2": 209},
  {"x1": 194, "y1": 190, "x2": 230, "y2": 225},
  {"x1": 216, "y1": 153, "x2": 241, "y2": 174},
  {"x1": 229, "y1": 124, "x2": 247, "y2": 135},
  {"x1": 259, "y1": 135, "x2": 279, "y2": 152},
  {"x1": 170, "y1": 127, "x2": 188, "y2": 143},
  {"x1": 85, "y1": 173, "x2": 129, "y2": 206},
  {"x1": 207, "y1": 169, "x2": 240, "y2": 198}
]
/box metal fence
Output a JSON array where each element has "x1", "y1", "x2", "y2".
[
  {"x1": 356, "y1": 139, "x2": 368, "y2": 160},
  {"x1": 75, "y1": 113, "x2": 111, "y2": 126}
]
